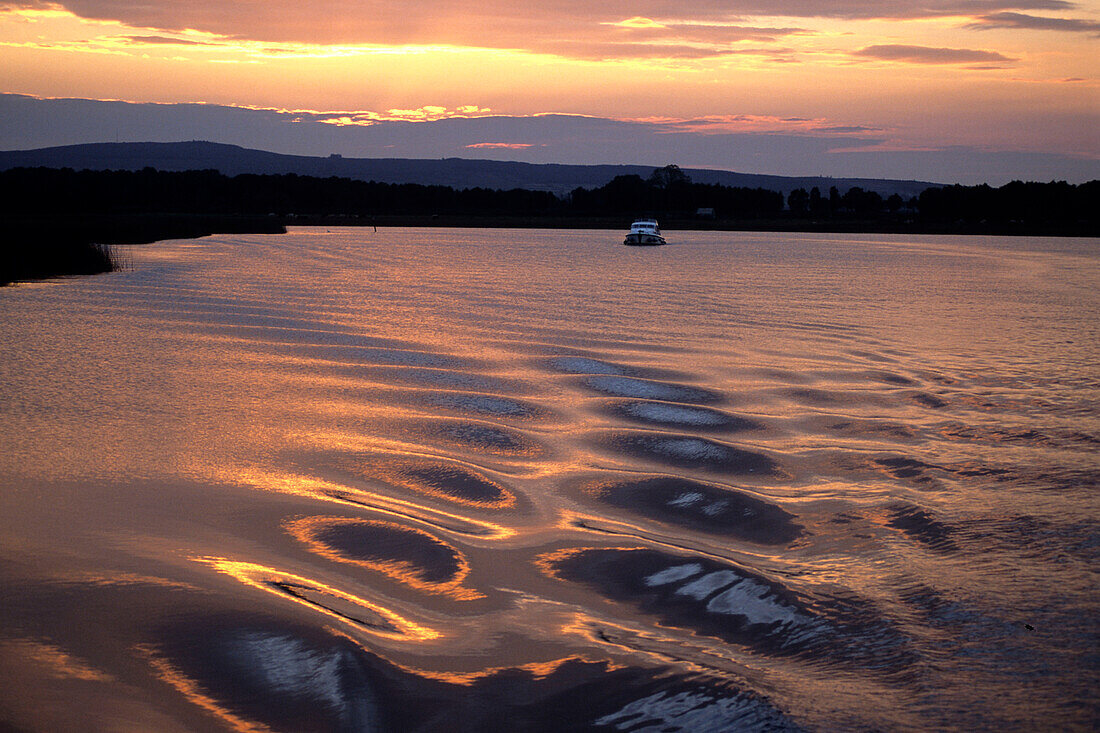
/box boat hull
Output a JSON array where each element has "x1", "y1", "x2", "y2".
[{"x1": 623, "y1": 233, "x2": 666, "y2": 246}]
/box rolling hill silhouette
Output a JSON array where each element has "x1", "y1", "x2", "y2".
[{"x1": 0, "y1": 141, "x2": 936, "y2": 198}]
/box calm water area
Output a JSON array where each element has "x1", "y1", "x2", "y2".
[{"x1": 1, "y1": 227, "x2": 1098, "y2": 731}]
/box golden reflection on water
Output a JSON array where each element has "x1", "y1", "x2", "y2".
[
  {"x1": 557, "y1": 510, "x2": 799, "y2": 567},
  {"x1": 140, "y1": 647, "x2": 274, "y2": 733},
  {"x1": 394, "y1": 655, "x2": 626, "y2": 687},
  {"x1": 284, "y1": 516, "x2": 484, "y2": 601},
  {"x1": 199, "y1": 557, "x2": 441, "y2": 641},
  {"x1": 0, "y1": 639, "x2": 115, "y2": 683},
  {"x1": 228, "y1": 467, "x2": 517, "y2": 539},
  {"x1": 371, "y1": 461, "x2": 518, "y2": 509}
]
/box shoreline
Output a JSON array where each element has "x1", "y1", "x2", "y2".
[
  {"x1": 2, "y1": 214, "x2": 286, "y2": 286},
  {"x1": 285, "y1": 213, "x2": 1099, "y2": 237},
  {"x1": 4, "y1": 211, "x2": 1095, "y2": 287}
]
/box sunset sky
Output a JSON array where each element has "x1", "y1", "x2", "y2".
[{"x1": 1, "y1": 1, "x2": 1098, "y2": 182}]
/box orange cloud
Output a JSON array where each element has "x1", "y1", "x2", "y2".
[
  {"x1": 314, "y1": 105, "x2": 493, "y2": 125},
  {"x1": 465, "y1": 142, "x2": 538, "y2": 149}
]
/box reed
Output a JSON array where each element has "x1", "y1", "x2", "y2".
[
  {"x1": 0, "y1": 239, "x2": 119, "y2": 286},
  {"x1": 1, "y1": 214, "x2": 283, "y2": 286}
]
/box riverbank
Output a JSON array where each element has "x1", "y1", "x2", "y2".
[
  {"x1": 4, "y1": 210, "x2": 1094, "y2": 288},
  {"x1": 286, "y1": 213, "x2": 1099, "y2": 237},
  {"x1": 2, "y1": 214, "x2": 287, "y2": 286}
]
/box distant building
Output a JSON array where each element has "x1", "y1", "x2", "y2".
[{"x1": 696, "y1": 207, "x2": 715, "y2": 218}]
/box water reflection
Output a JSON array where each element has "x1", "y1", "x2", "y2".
[
  {"x1": 200, "y1": 557, "x2": 441, "y2": 640},
  {"x1": 149, "y1": 614, "x2": 801, "y2": 732},
  {"x1": 285, "y1": 517, "x2": 482, "y2": 600},
  {"x1": 582, "y1": 476, "x2": 803, "y2": 545},
  {"x1": 1, "y1": 228, "x2": 1096, "y2": 730}
]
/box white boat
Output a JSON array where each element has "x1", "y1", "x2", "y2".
[{"x1": 623, "y1": 218, "x2": 666, "y2": 246}]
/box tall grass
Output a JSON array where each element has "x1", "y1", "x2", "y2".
[
  {"x1": 1, "y1": 240, "x2": 122, "y2": 286},
  {"x1": 2, "y1": 213, "x2": 281, "y2": 287}
]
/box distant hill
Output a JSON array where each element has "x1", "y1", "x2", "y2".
[{"x1": 0, "y1": 141, "x2": 938, "y2": 199}]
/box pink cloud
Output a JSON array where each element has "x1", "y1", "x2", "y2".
[
  {"x1": 853, "y1": 44, "x2": 1016, "y2": 65},
  {"x1": 965, "y1": 11, "x2": 1100, "y2": 34},
  {"x1": 1, "y1": 1, "x2": 1069, "y2": 58}
]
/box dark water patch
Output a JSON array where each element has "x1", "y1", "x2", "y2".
[
  {"x1": 891, "y1": 579, "x2": 1069, "y2": 698},
  {"x1": 424, "y1": 420, "x2": 542, "y2": 456},
  {"x1": 205, "y1": 323, "x2": 419, "y2": 351},
  {"x1": 519, "y1": 330, "x2": 694, "y2": 355},
  {"x1": 586, "y1": 677, "x2": 803, "y2": 732},
  {"x1": 784, "y1": 320, "x2": 862, "y2": 336},
  {"x1": 367, "y1": 367, "x2": 518, "y2": 393},
  {"x1": 542, "y1": 354, "x2": 688, "y2": 382},
  {"x1": 775, "y1": 387, "x2": 876, "y2": 408},
  {"x1": 1066, "y1": 430, "x2": 1100, "y2": 446},
  {"x1": 156, "y1": 615, "x2": 800, "y2": 732},
  {"x1": 906, "y1": 391, "x2": 948, "y2": 409},
  {"x1": 817, "y1": 417, "x2": 920, "y2": 442},
  {"x1": 585, "y1": 476, "x2": 802, "y2": 545},
  {"x1": 602, "y1": 400, "x2": 762, "y2": 432},
  {"x1": 893, "y1": 582, "x2": 1033, "y2": 647},
  {"x1": 887, "y1": 505, "x2": 958, "y2": 553},
  {"x1": 541, "y1": 548, "x2": 906, "y2": 668},
  {"x1": 896, "y1": 582, "x2": 971, "y2": 627},
  {"x1": 913, "y1": 370, "x2": 961, "y2": 387},
  {"x1": 457, "y1": 661, "x2": 800, "y2": 732},
  {"x1": 393, "y1": 462, "x2": 515, "y2": 506},
  {"x1": 427, "y1": 392, "x2": 544, "y2": 420},
  {"x1": 581, "y1": 375, "x2": 722, "y2": 404},
  {"x1": 871, "y1": 370, "x2": 918, "y2": 386},
  {"x1": 936, "y1": 422, "x2": 1100, "y2": 451},
  {"x1": 811, "y1": 369, "x2": 918, "y2": 387},
  {"x1": 286, "y1": 343, "x2": 467, "y2": 369},
  {"x1": 286, "y1": 450, "x2": 513, "y2": 507},
  {"x1": 1018, "y1": 466, "x2": 1100, "y2": 493},
  {"x1": 744, "y1": 367, "x2": 816, "y2": 384},
  {"x1": 951, "y1": 462, "x2": 1014, "y2": 479},
  {"x1": 947, "y1": 460, "x2": 1100, "y2": 495},
  {"x1": 954, "y1": 515, "x2": 1100, "y2": 564},
  {"x1": 866, "y1": 455, "x2": 950, "y2": 489},
  {"x1": 543, "y1": 548, "x2": 819, "y2": 655},
  {"x1": 154, "y1": 616, "x2": 389, "y2": 732},
  {"x1": 546, "y1": 355, "x2": 631, "y2": 376},
  {"x1": 598, "y1": 431, "x2": 781, "y2": 476},
  {"x1": 175, "y1": 310, "x2": 382, "y2": 338},
  {"x1": 846, "y1": 349, "x2": 900, "y2": 364},
  {"x1": 288, "y1": 517, "x2": 464, "y2": 586},
  {"x1": 876, "y1": 456, "x2": 943, "y2": 480}
]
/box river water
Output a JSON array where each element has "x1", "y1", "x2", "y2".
[{"x1": 1, "y1": 228, "x2": 1097, "y2": 731}]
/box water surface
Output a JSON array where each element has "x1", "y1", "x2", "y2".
[{"x1": 1, "y1": 228, "x2": 1097, "y2": 730}]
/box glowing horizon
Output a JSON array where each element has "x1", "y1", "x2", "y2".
[{"x1": 1, "y1": 1, "x2": 1097, "y2": 179}]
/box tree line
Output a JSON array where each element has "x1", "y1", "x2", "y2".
[{"x1": 2, "y1": 164, "x2": 1097, "y2": 229}]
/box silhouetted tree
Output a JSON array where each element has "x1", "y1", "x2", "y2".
[
  {"x1": 2, "y1": 167, "x2": 1093, "y2": 233},
  {"x1": 647, "y1": 164, "x2": 691, "y2": 188},
  {"x1": 841, "y1": 187, "x2": 883, "y2": 216},
  {"x1": 788, "y1": 188, "x2": 809, "y2": 216},
  {"x1": 808, "y1": 187, "x2": 826, "y2": 217}
]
